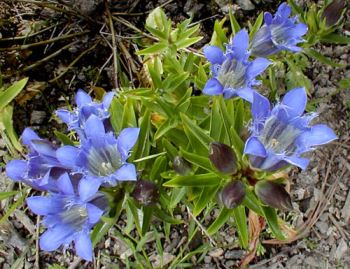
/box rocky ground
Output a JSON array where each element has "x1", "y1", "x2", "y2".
[{"x1": 0, "y1": 0, "x2": 350, "y2": 268}]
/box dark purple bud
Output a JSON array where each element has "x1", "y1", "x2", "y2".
[
  {"x1": 219, "y1": 181, "x2": 245, "y2": 209},
  {"x1": 173, "y1": 156, "x2": 192, "y2": 175},
  {"x1": 322, "y1": 0, "x2": 345, "y2": 27},
  {"x1": 209, "y1": 142, "x2": 237, "y2": 174},
  {"x1": 255, "y1": 181, "x2": 293, "y2": 211},
  {"x1": 132, "y1": 180, "x2": 159, "y2": 206}
]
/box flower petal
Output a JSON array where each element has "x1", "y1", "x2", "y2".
[
  {"x1": 86, "y1": 203, "x2": 104, "y2": 224},
  {"x1": 252, "y1": 92, "x2": 271, "y2": 126},
  {"x1": 117, "y1": 127, "x2": 140, "y2": 159},
  {"x1": 56, "y1": 146, "x2": 79, "y2": 168},
  {"x1": 244, "y1": 137, "x2": 267, "y2": 157},
  {"x1": 276, "y1": 2, "x2": 291, "y2": 18},
  {"x1": 278, "y1": 87, "x2": 307, "y2": 121},
  {"x1": 26, "y1": 196, "x2": 62, "y2": 215},
  {"x1": 114, "y1": 163, "x2": 137, "y2": 182},
  {"x1": 264, "y1": 12, "x2": 273, "y2": 24},
  {"x1": 231, "y1": 29, "x2": 249, "y2": 60},
  {"x1": 234, "y1": 87, "x2": 256, "y2": 103},
  {"x1": 102, "y1": 92, "x2": 115, "y2": 109},
  {"x1": 21, "y1": 128, "x2": 40, "y2": 146},
  {"x1": 283, "y1": 156, "x2": 309, "y2": 170},
  {"x1": 203, "y1": 45, "x2": 225, "y2": 65},
  {"x1": 78, "y1": 176, "x2": 101, "y2": 201},
  {"x1": 56, "y1": 109, "x2": 71, "y2": 125},
  {"x1": 84, "y1": 115, "x2": 106, "y2": 139},
  {"x1": 75, "y1": 89, "x2": 92, "y2": 107},
  {"x1": 203, "y1": 78, "x2": 223, "y2": 95},
  {"x1": 247, "y1": 58, "x2": 271, "y2": 80},
  {"x1": 31, "y1": 140, "x2": 56, "y2": 157},
  {"x1": 6, "y1": 160, "x2": 27, "y2": 181},
  {"x1": 296, "y1": 124, "x2": 337, "y2": 151},
  {"x1": 75, "y1": 232, "x2": 93, "y2": 261},
  {"x1": 57, "y1": 173, "x2": 74, "y2": 195},
  {"x1": 40, "y1": 225, "x2": 73, "y2": 251}
]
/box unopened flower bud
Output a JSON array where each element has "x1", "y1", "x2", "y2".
[
  {"x1": 219, "y1": 181, "x2": 245, "y2": 209},
  {"x1": 173, "y1": 156, "x2": 192, "y2": 175},
  {"x1": 255, "y1": 181, "x2": 293, "y2": 211},
  {"x1": 322, "y1": 0, "x2": 345, "y2": 27},
  {"x1": 132, "y1": 180, "x2": 159, "y2": 206},
  {"x1": 209, "y1": 142, "x2": 237, "y2": 174}
]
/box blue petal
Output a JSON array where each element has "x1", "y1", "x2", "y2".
[
  {"x1": 259, "y1": 153, "x2": 283, "y2": 171},
  {"x1": 84, "y1": 115, "x2": 106, "y2": 139},
  {"x1": 86, "y1": 203, "x2": 104, "y2": 224},
  {"x1": 231, "y1": 29, "x2": 249, "y2": 61},
  {"x1": 252, "y1": 92, "x2": 271, "y2": 126},
  {"x1": 55, "y1": 109, "x2": 71, "y2": 125},
  {"x1": 75, "y1": 232, "x2": 93, "y2": 261},
  {"x1": 276, "y1": 3, "x2": 291, "y2": 18},
  {"x1": 293, "y1": 23, "x2": 308, "y2": 37},
  {"x1": 203, "y1": 78, "x2": 223, "y2": 95},
  {"x1": 102, "y1": 92, "x2": 115, "y2": 109},
  {"x1": 203, "y1": 45, "x2": 225, "y2": 65},
  {"x1": 21, "y1": 128, "x2": 40, "y2": 146},
  {"x1": 247, "y1": 58, "x2": 271, "y2": 80},
  {"x1": 6, "y1": 160, "x2": 27, "y2": 181},
  {"x1": 40, "y1": 225, "x2": 74, "y2": 251},
  {"x1": 264, "y1": 12, "x2": 273, "y2": 24},
  {"x1": 296, "y1": 124, "x2": 337, "y2": 151},
  {"x1": 234, "y1": 87, "x2": 256, "y2": 103},
  {"x1": 57, "y1": 173, "x2": 74, "y2": 195},
  {"x1": 117, "y1": 128, "x2": 140, "y2": 159},
  {"x1": 26, "y1": 196, "x2": 62, "y2": 215},
  {"x1": 75, "y1": 90, "x2": 92, "y2": 107},
  {"x1": 31, "y1": 140, "x2": 56, "y2": 157},
  {"x1": 244, "y1": 137, "x2": 267, "y2": 157},
  {"x1": 78, "y1": 177, "x2": 101, "y2": 201},
  {"x1": 114, "y1": 163, "x2": 137, "y2": 182},
  {"x1": 283, "y1": 156, "x2": 309, "y2": 170},
  {"x1": 277, "y1": 87, "x2": 307, "y2": 121},
  {"x1": 56, "y1": 146, "x2": 79, "y2": 168}
]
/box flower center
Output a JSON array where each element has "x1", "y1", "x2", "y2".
[
  {"x1": 87, "y1": 144, "x2": 122, "y2": 177},
  {"x1": 259, "y1": 115, "x2": 302, "y2": 155},
  {"x1": 60, "y1": 203, "x2": 88, "y2": 230},
  {"x1": 217, "y1": 59, "x2": 246, "y2": 89},
  {"x1": 271, "y1": 23, "x2": 292, "y2": 46}
]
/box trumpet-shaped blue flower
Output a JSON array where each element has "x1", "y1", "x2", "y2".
[
  {"x1": 203, "y1": 29, "x2": 271, "y2": 103},
  {"x1": 26, "y1": 173, "x2": 106, "y2": 261},
  {"x1": 57, "y1": 115, "x2": 139, "y2": 193},
  {"x1": 56, "y1": 90, "x2": 115, "y2": 140},
  {"x1": 250, "y1": 3, "x2": 308, "y2": 57},
  {"x1": 6, "y1": 128, "x2": 67, "y2": 191},
  {"x1": 244, "y1": 88, "x2": 337, "y2": 171}
]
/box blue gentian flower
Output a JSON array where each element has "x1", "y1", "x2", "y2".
[
  {"x1": 57, "y1": 115, "x2": 139, "y2": 192},
  {"x1": 6, "y1": 128, "x2": 67, "y2": 191},
  {"x1": 250, "y1": 3, "x2": 308, "y2": 57},
  {"x1": 203, "y1": 29, "x2": 271, "y2": 103},
  {"x1": 244, "y1": 88, "x2": 337, "y2": 171},
  {"x1": 56, "y1": 89, "x2": 115, "y2": 140},
  {"x1": 26, "y1": 173, "x2": 106, "y2": 261}
]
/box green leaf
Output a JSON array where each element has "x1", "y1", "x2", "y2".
[
  {"x1": 232, "y1": 206, "x2": 248, "y2": 248},
  {"x1": 249, "y1": 12, "x2": 264, "y2": 39},
  {"x1": 229, "y1": 7, "x2": 241, "y2": 34},
  {"x1": 263, "y1": 206, "x2": 285, "y2": 240},
  {"x1": 339, "y1": 78, "x2": 350, "y2": 89},
  {"x1": 133, "y1": 110, "x2": 151, "y2": 164},
  {"x1": 0, "y1": 191, "x2": 26, "y2": 224},
  {"x1": 320, "y1": 33, "x2": 350, "y2": 44},
  {"x1": 109, "y1": 98, "x2": 124, "y2": 133},
  {"x1": 0, "y1": 106, "x2": 22, "y2": 154},
  {"x1": 54, "y1": 131, "x2": 75, "y2": 146},
  {"x1": 175, "y1": 36, "x2": 203, "y2": 50},
  {"x1": 153, "y1": 206, "x2": 183, "y2": 224},
  {"x1": 137, "y1": 42, "x2": 168, "y2": 55},
  {"x1": 0, "y1": 191, "x2": 18, "y2": 201},
  {"x1": 164, "y1": 173, "x2": 221, "y2": 187},
  {"x1": 149, "y1": 155, "x2": 167, "y2": 181},
  {"x1": 180, "y1": 148, "x2": 213, "y2": 172},
  {"x1": 242, "y1": 190, "x2": 264, "y2": 217},
  {"x1": 121, "y1": 98, "x2": 137, "y2": 129},
  {"x1": 304, "y1": 48, "x2": 345, "y2": 67},
  {"x1": 193, "y1": 186, "x2": 218, "y2": 217},
  {"x1": 169, "y1": 187, "x2": 187, "y2": 209},
  {"x1": 0, "y1": 77, "x2": 28, "y2": 110},
  {"x1": 207, "y1": 207, "x2": 232, "y2": 235}
]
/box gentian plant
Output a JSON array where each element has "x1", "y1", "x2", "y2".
[{"x1": 4, "y1": 2, "x2": 342, "y2": 267}]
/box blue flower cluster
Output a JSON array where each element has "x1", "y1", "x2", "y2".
[
  {"x1": 6, "y1": 90, "x2": 139, "y2": 261},
  {"x1": 203, "y1": 3, "x2": 336, "y2": 171},
  {"x1": 203, "y1": 3, "x2": 307, "y2": 102}
]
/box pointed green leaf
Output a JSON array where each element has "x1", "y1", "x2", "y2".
[
  {"x1": 207, "y1": 207, "x2": 232, "y2": 235},
  {"x1": 164, "y1": 173, "x2": 221, "y2": 187}
]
